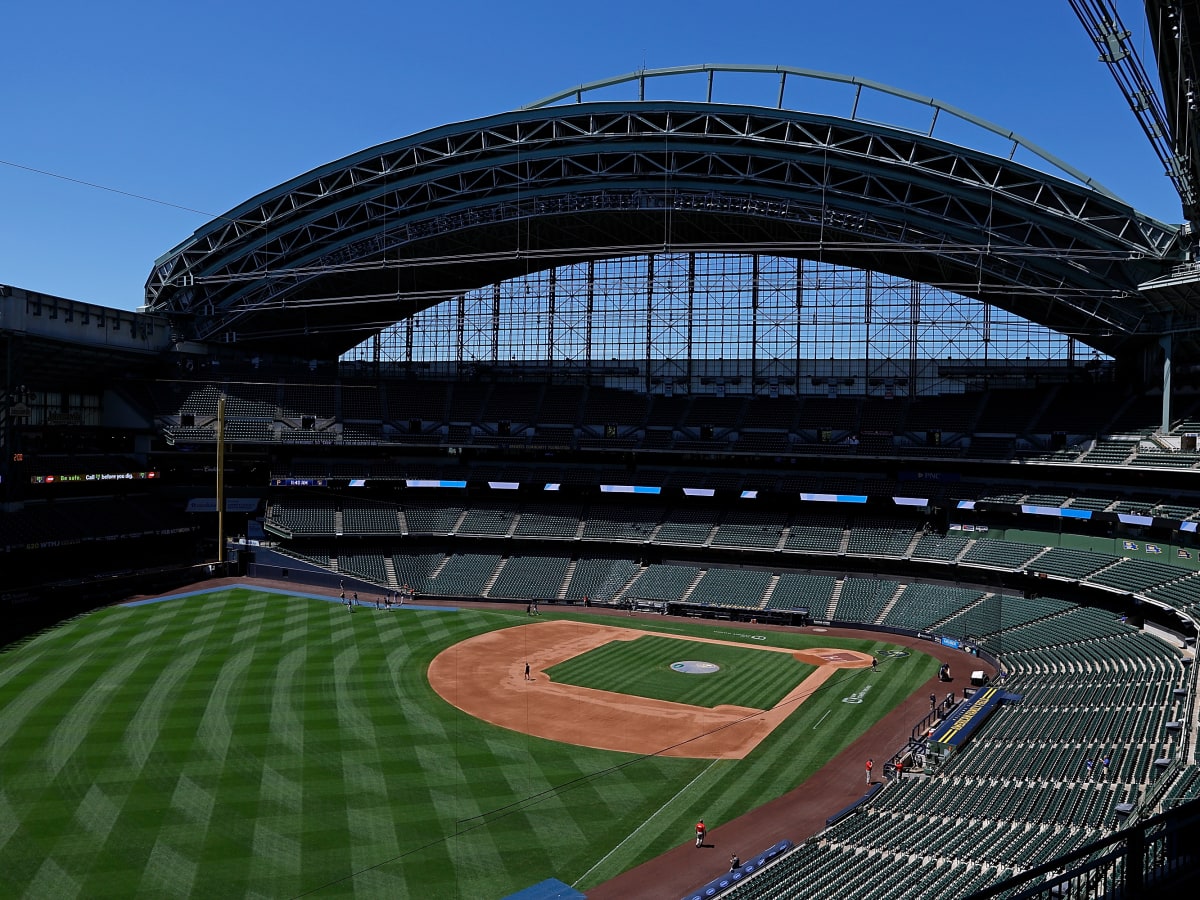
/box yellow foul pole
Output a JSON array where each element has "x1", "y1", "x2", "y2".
[{"x1": 216, "y1": 394, "x2": 226, "y2": 564}]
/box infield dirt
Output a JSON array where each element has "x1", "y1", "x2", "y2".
[{"x1": 427, "y1": 620, "x2": 872, "y2": 759}]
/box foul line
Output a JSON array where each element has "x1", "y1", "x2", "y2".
[
  {"x1": 715, "y1": 630, "x2": 767, "y2": 641},
  {"x1": 573, "y1": 757, "x2": 722, "y2": 888}
]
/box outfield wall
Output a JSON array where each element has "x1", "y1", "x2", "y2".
[{"x1": 0, "y1": 561, "x2": 220, "y2": 649}]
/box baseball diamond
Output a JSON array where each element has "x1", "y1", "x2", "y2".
[
  {"x1": 428, "y1": 620, "x2": 876, "y2": 758},
  {"x1": 0, "y1": 586, "x2": 939, "y2": 898}
]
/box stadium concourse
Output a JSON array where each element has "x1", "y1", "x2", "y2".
[{"x1": 6, "y1": 8, "x2": 1200, "y2": 896}]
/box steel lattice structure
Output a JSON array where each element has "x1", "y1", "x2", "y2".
[
  {"x1": 1142, "y1": 0, "x2": 1200, "y2": 220},
  {"x1": 145, "y1": 67, "x2": 1189, "y2": 367},
  {"x1": 348, "y1": 255, "x2": 1092, "y2": 396}
]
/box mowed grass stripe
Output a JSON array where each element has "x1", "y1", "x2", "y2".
[
  {"x1": 0, "y1": 650, "x2": 94, "y2": 767},
  {"x1": 27, "y1": 648, "x2": 175, "y2": 886},
  {"x1": 546, "y1": 635, "x2": 815, "y2": 709},
  {"x1": 4, "y1": 610, "x2": 192, "y2": 893},
  {"x1": 0, "y1": 590, "x2": 937, "y2": 898},
  {"x1": 123, "y1": 643, "x2": 207, "y2": 772},
  {"x1": 575, "y1": 644, "x2": 939, "y2": 886}
]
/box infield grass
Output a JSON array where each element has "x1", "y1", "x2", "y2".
[
  {"x1": 0, "y1": 589, "x2": 937, "y2": 898},
  {"x1": 546, "y1": 634, "x2": 816, "y2": 708}
]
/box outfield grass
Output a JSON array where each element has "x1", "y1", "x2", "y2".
[
  {"x1": 0, "y1": 589, "x2": 937, "y2": 898},
  {"x1": 546, "y1": 634, "x2": 816, "y2": 709}
]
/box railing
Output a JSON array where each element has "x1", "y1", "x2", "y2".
[
  {"x1": 965, "y1": 798, "x2": 1200, "y2": 899},
  {"x1": 1135, "y1": 758, "x2": 1184, "y2": 824}
]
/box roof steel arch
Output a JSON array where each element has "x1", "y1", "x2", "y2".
[
  {"x1": 146, "y1": 98, "x2": 1185, "y2": 361},
  {"x1": 525, "y1": 63, "x2": 1123, "y2": 200}
]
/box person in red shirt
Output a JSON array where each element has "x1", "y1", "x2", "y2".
[
  {"x1": 695, "y1": 820, "x2": 706, "y2": 848},
  {"x1": 866, "y1": 758, "x2": 874, "y2": 784}
]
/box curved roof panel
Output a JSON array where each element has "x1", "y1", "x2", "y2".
[{"x1": 146, "y1": 93, "x2": 1186, "y2": 362}]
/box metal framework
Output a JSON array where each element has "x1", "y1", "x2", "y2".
[
  {"x1": 1072, "y1": 1, "x2": 1196, "y2": 219},
  {"x1": 1142, "y1": 0, "x2": 1200, "y2": 222},
  {"x1": 145, "y1": 76, "x2": 1187, "y2": 366},
  {"x1": 347, "y1": 253, "x2": 1090, "y2": 395},
  {"x1": 525, "y1": 63, "x2": 1124, "y2": 199}
]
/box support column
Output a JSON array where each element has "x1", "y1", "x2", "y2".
[
  {"x1": 216, "y1": 394, "x2": 226, "y2": 564},
  {"x1": 751, "y1": 253, "x2": 760, "y2": 383},
  {"x1": 687, "y1": 252, "x2": 696, "y2": 387},
  {"x1": 547, "y1": 268, "x2": 556, "y2": 365},
  {"x1": 491, "y1": 283, "x2": 501, "y2": 364},
  {"x1": 585, "y1": 260, "x2": 594, "y2": 370},
  {"x1": 645, "y1": 254, "x2": 655, "y2": 394},
  {"x1": 1161, "y1": 333, "x2": 1173, "y2": 435},
  {"x1": 864, "y1": 269, "x2": 873, "y2": 386},
  {"x1": 982, "y1": 303, "x2": 990, "y2": 368},
  {"x1": 795, "y1": 259, "x2": 803, "y2": 395},
  {"x1": 456, "y1": 295, "x2": 465, "y2": 365},
  {"x1": 909, "y1": 281, "x2": 920, "y2": 389}
]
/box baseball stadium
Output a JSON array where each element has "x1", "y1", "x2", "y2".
[{"x1": 5, "y1": 4, "x2": 1200, "y2": 899}]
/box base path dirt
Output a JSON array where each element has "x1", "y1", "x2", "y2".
[{"x1": 426, "y1": 620, "x2": 872, "y2": 760}]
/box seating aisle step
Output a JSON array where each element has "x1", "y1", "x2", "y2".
[
  {"x1": 761, "y1": 573, "x2": 781, "y2": 609},
  {"x1": 558, "y1": 559, "x2": 578, "y2": 600},
  {"x1": 875, "y1": 583, "x2": 908, "y2": 624},
  {"x1": 680, "y1": 569, "x2": 708, "y2": 603},
  {"x1": 481, "y1": 557, "x2": 507, "y2": 597},
  {"x1": 826, "y1": 578, "x2": 844, "y2": 619}
]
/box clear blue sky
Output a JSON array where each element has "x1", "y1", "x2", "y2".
[{"x1": 0, "y1": 0, "x2": 1183, "y2": 311}]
